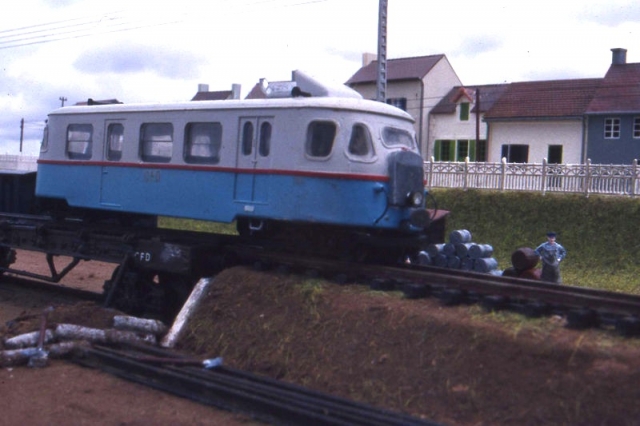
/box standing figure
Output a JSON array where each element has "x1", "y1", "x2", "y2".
[{"x1": 535, "y1": 232, "x2": 567, "y2": 283}]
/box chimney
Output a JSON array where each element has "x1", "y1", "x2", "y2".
[
  {"x1": 231, "y1": 84, "x2": 241, "y2": 100},
  {"x1": 197, "y1": 83, "x2": 209, "y2": 92},
  {"x1": 611, "y1": 48, "x2": 627, "y2": 65},
  {"x1": 362, "y1": 52, "x2": 377, "y2": 67}
]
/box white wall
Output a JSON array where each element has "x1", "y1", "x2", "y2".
[{"x1": 487, "y1": 120, "x2": 584, "y2": 163}]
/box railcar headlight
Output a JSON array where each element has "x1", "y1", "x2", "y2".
[{"x1": 407, "y1": 191, "x2": 424, "y2": 207}]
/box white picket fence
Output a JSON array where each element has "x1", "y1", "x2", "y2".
[
  {"x1": 0, "y1": 155, "x2": 38, "y2": 172},
  {"x1": 425, "y1": 158, "x2": 640, "y2": 197}
]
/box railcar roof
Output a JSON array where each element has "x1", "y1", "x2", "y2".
[{"x1": 48, "y1": 97, "x2": 414, "y2": 122}]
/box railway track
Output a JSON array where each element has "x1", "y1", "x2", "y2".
[
  {"x1": 231, "y1": 246, "x2": 640, "y2": 337},
  {"x1": 71, "y1": 342, "x2": 440, "y2": 426}
]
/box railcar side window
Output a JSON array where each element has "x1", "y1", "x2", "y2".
[
  {"x1": 106, "y1": 123, "x2": 124, "y2": 161},
  {"x1": 348, "y1": 124, "x2": 373, "y2": 158},
  {"x1": 184, "y1": 122, "x2": 222, "y2": 164},
  {"x1": 382, "y1": 127, "x2": 415, "y2": 149},
  {"x1": 242, "y1": 122, "x2": 254, "y2": 156},
  {"x1": 259, "y1": 122, "x2": 271, "y2": 157},
  {"x1": 140, "y1": 123, "x2": 173, "y2": 163},
  {"x1": 306, "y1": 121, "x2": 336, "y2": 157},
  {"x1": 66, "y1": 124, "x2": 93, "y2": 160}
]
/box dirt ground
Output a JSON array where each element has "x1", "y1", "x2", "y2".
[{"x1": 2, "y1": 250, "x2": 640, "y2": 425}]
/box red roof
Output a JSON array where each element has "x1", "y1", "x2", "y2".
[
  {"x1": 483, "y1": 79, "x2": 602, "y2": 120},
  {"x1": 346, "y1": 54, "x2": 445, "y2": 85},
  {"x1": 586, "y1": 63, "x2": 640, "y2": 113},
  {"x1": 191, "y1": 90, "x2": 232, "y2": 101},
  {"x1": 431, "y1": 84, "x2": 509, "y2": 114}
]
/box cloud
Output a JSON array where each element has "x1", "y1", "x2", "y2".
[
  {"x1": 579, "y1": 2, "x2": 640, "y2": 27},
  {"x1": 74, "y1": 42, "x2": 206, "y2": 79}
]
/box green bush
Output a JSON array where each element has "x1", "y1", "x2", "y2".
[{"x1": 431, "y1": 189, "x2": 640, "y2": 294}]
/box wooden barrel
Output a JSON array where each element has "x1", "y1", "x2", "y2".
[
  {"x1": 416, "y1": 251, "x2": 431, "y2": 266},
  {"x1": 469, "y1": 244, "x2": 493, "y2": 259},
  {"x1": 434, "y1": 253, "x2": 448, "y2": 267},
  {"x1": 426, "y1": 243, "x2": 445, "y2": 258},
  {"x1": 501, "y1": 267, "x2": 519, "y2": 277},
  {"x1": 518, "y1": 268, "x2": 542, "y2": 280},
  {"x1": 511, "y1": 247, "x2": 540, "y2": 271},
  {"x1": 443, "y1": 243, "x2": 457, "y2": 256},
  {"x1": 455, "y1": 243, "x2": 474, "y2": 258},
  {"x1": 460, "y1": 257, "x2": 474, "y2": 271},
  {"x1": 449, "y1": 229, "x2": 472, "y2": 244},
  {"x1": 447, "y1": 255, "x2": 461, "y2": 269},
  {"x1": 474, "y1": 257, "x2": 498, "y2": 273}
]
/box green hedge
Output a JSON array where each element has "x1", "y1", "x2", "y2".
[{"x1": 430, "y1": 189, "x2": 640, "y2": 294}]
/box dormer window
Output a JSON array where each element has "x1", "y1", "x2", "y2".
[{"x1": 459, "y1": 102, "x2": 470, "y2": 121}]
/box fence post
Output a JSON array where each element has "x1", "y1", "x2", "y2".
[
  {"x1": 632, "y1": 159, "x2": 638, "y2": 196},
  {"x1": 541, "y1": 157, "x2": 547, "y2": 195},
  {"x1": 500, "y1": 157, "x2": 507, "y2": 191},
  {"x1": 584, "y1": 159, "x2": 591, "y2": 197},
  {"x1": 463, "y1": 157, "x2": 469, "y2": 190},
  {"x1": 427, "y1": 156, "x2": 435, "y2": 190}
]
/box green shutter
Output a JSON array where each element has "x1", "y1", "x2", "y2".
[
  {"x1": 469, "y1": 140, "x2": 476, "y2": 161},
  {"x1": 434, "y1": 140, "x2": 442, "y2": 161}
]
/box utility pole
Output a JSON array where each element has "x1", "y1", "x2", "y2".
[
  {"x1": 376, "y1": 0, "x2": 388, "y2": 103},
  {"x1": 19, "y1": 118, "x2": 24, "y2": 153},
  {"x1": 59, "y1": 96, "x2": 67, "y2": 107}
]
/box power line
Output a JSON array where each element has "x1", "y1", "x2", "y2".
[{"x1": 0, "y1": 0, "x2": 330, "y2": 50}]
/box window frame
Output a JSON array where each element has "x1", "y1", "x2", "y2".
[
  {"x1": 305, "y1": 120, "x2": 337, "y2": 158},
  {"x1": 66, "y1": 123, "x2": 93, "y2": 160},
  {"x1": 106, "y1": 123, "x2": 124, "y2": 161},
  {"x1": 459, "y1": 102, "x2": 470, "y2": 121},
  {"x1": 604, "y1": 117, "x2": 621, "y2": 139},
  {"x1": 633, "y1": 117, "x2": 640, "y2": 139},
  {"x1": 184, "y1": 122, "x2": 222, "y2": 164},
  {"x1": 140, "y1": 122, "x2": 173, "y2": 163}
]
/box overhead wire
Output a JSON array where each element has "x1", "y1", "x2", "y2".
[{"x1": 0, "y1": 0, "x2": 330, "y2": 50}]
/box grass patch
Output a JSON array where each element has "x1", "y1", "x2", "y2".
[{"x1": 158, "y1": 217, "x2": 238, "y2": 235}]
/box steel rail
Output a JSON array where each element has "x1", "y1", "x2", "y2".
[{"x1": 71, "y1": 343, "x2": 441, "y2": 426}]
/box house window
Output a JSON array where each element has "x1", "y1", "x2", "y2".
[
  {"x1": 459, "y1": 103, "x2": 470, "y2": 121},
  {"x1": 434, "y1": 140, "x2": 453, "y2": 161},
  {"x1": 457, "y1": 140, "x2": 469, "y2": 159},
  {"x1": 604, "y1": 117, "x2": 620, "y2": 139},
  {"x1": 386, "y1": 98, "x2": 407, "y2": 111},
  {"x1": 548, "y1": 145, "x2": 563, "y2": 164},
  {"x1": 634, "y1": 117, "x2": 640, "y2": 139},
  {"x1": 475, "y1": 140, "x2": 487, "y2": 162},
  {"x1": 501, "y1": 144, "x2": 529, "y2": 163}
]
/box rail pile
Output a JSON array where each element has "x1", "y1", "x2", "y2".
[{"x1": 71, "y1": 343, "x2": 440, "y2": 426}]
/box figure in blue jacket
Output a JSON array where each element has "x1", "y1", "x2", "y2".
[{"x1": 535, "y1": 232, "x2": 567, "y2": 283}]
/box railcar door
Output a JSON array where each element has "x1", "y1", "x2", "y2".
[
  {"x1": 100, "y1": 120, "x2": 126, "y2": 207},
  {"x1": 234, "y1": 117, "x2": 273, "y2": 204}
]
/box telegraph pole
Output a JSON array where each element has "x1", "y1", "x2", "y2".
[
  {"x1": 59, "y1": 96, "x2": 67, "y2": 107},
  {"x1": 19, "y1": 118, "x2": 24, "y2": 153},
  {"x1": 376, "y1": 0, "x2": 388, "y2": 103}
]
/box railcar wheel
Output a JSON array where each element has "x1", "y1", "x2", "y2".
[{"x1": 103, "y1": 267, "x2": 163, "y2": 317}]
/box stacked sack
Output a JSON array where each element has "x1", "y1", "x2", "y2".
[
  {"x1": 502, "y1": 247, "x2": 542, "y2": 279},
  {"x1": 420, "y1": 229, "x2": 500, "y2": 275}
]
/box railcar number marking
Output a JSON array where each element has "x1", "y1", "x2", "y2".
[
  {"x1": 143, "y1": 170, "x2": 161, "y2": 183},
  {"x1": 134, "y1": 252, "x2": 152, "y2": 262}
]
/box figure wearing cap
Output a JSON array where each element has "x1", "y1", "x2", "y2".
[{"x1": 535, "y1": 232, "x2": 567, "y2": 283}]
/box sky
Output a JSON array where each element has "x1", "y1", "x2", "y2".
[{"x1": 1, "y1": 0, "x2": 639, "y2": 155}]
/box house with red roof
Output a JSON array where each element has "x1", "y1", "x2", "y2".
[
  {"x1": 429, "y1": 84, "x2": 508, "y2": 161},
  {"x1": 345, "y1": 54, "x2": 462, "y2": 159},
  {"x1": 482, "y1": 78, "x2": 602, "y2": 163},
  {"x1": 585, "y1": 49, "x2": 640, "y2": 164}
]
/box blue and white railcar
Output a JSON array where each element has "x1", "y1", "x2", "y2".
[{"x1": 36, "y1": 72, "x2": 429, "y2": 235}]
